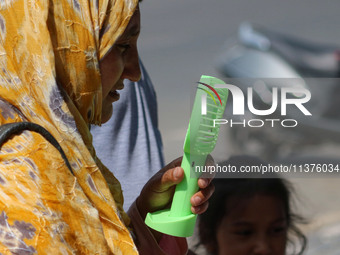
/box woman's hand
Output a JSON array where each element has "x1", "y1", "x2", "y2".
[{"x1": 136, "y1": 156, "x2": 215, "y2": 220}]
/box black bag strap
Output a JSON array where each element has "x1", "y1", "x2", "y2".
[{"x1": 0, "y1": 122, "x2": 74, "y2": 175}]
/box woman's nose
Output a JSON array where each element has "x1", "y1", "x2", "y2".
[{"x1": 122, "y1": 48, "x2": 141, "y2": 82}]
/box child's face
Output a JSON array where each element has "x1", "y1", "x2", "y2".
[{"x1": 216, "y1": 194, "x2": 287, "y2": 255}]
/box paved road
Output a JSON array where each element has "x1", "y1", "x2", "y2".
[{"x1": 137, "y1": 1, "x2": 340, "y2": 253}]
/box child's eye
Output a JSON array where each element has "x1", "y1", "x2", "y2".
[{"x1": 272, "y1": 226, "x2": 287, "y2": 234}]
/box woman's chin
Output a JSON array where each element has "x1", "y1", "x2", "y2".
[{"x1": 101, "y1": 105, "x2": 113, "y2": 124}]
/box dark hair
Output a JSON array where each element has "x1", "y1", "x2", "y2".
[{"x1": 197, "y1": 156, "x2": 307, "y2": 255}]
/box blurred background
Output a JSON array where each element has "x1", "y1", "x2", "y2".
[{"x1": 138, "y1": 0, "x2": 340, "y2": 253}]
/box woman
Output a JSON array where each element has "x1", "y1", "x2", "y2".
[{"x1": 0, "y1": 0, "x2": 213, "y2": 254}]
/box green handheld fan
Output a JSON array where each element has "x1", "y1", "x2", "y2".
[{"x1": 145, "y1": 75, "x2": 229, "y2": 237}]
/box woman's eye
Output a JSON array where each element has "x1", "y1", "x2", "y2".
[{"x1": 117, "y1": 43, "x2": 131, "y2": 52}]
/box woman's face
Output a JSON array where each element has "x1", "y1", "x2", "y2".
[
  {"x1": 216, "y1": 195, "x2": 288, "y2": 255},
  {"x1": 99, "y1": 6, "x2": 141, "y2": 123}
]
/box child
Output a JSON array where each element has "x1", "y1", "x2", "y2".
[{"x1": 197, "y1": 156, "x2": 307, "y2": 255}]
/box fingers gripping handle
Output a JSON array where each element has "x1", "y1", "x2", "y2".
[
  {"x1": 144, "y1": 153, "x2": 206, "y2": 237},
  {"x1": 170, "y1": 153, "x2": 206, "y2": 217}
]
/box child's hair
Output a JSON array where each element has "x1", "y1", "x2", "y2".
[{"x1": 198, "y1": 155, "x2": 307, "y2": 255}]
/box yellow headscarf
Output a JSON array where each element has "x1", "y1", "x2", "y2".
[{"x1": 0, "y1": 0, "x2": 139, "y2": 253}]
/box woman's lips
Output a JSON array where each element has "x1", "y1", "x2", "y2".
[
  {"x1": 108, "y1": 90, "x2": 120, "y2": 101},
  {"x1": 108, "y1": 83, "x2": 124, "y2": 101}
]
